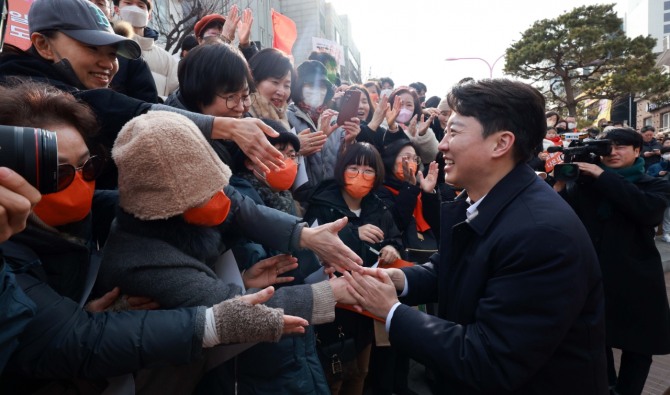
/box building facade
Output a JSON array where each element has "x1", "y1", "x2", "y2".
[
  {"x1": 150, "y1": 0, "x2": 361, "y2": 84},
  {"x1": 621, "y1": 0, "x2": 666, "y2": 53}
]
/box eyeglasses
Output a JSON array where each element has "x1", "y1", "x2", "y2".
[
  {"x1": 282, "y1": 151, "x2": 300, "y2": 163},
  {"x1": 217, "y1": 93, "x2": 255, "y2": 110},
  {"x1": 400, "y1": 154, "x2": 421, "y2": 165},
  {"x1": 345, "y1": 166, "x2": 376, "y2": 180},
  {"x1": 57, "y1": 155, "x2": 105, "y2": 192}
]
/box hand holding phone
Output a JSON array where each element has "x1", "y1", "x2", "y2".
[{"x1": 336, "y1": 90, "x2": 361, "y2": 126}]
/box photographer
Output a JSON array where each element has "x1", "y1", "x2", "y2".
[{"x1": 555, "y1": 128, "x2": 670, "y2": 395}]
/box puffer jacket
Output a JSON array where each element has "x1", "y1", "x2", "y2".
[
  {"x1": 0, "y1": 217, "x2": 206, "y2": 393},
  {"x1": 287, "y1": 103, "x2": 342, "y2": 204}
]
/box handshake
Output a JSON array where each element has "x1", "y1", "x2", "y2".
[
  {"x1": 218, "y1": 267, "x2": 408, "y2": 346},
  {"x1": 329, "y1": 267, "x2": 407, "y2": 319}
]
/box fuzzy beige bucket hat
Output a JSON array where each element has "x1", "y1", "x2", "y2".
[{"x1": 113, "y1": 111, "x2": 232, "y2": 220}]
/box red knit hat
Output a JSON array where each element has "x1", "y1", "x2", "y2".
[{"x1": 194, "y1": 14, "x2": 226, "y2": 38}]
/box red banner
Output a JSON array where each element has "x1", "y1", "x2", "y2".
[
  {"x1": 544, "y1": 152, "x2": 563, "y2": 173},
  {"x1": 271, "y1": 9, "x2": 296, "y2": 55},
  {"x1": 4, "y1": 0, "x2": 32, "y2": 51}
]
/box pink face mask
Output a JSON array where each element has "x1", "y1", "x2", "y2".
[{"x1": 396, "y1": 108, "x2": 413, "y2": 124}]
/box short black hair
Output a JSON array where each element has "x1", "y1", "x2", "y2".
[
  {"x1": 334, "y1": 142, "x2": 385, "y2": 190},
  {"x1": 181, "y1": 34, "x2": 198, "y2": 52},
  {"x1": 409, "y1": 82, "x2": 427, "y2": 93},
  {"x1": 641, "y1": 125, "x2": 656, "y2": 133},
  {"x1": 177, "y1": 43, "x2": 253, "y2": 113},
  {"x1": 447, "y1": 79, "x2": 546, "y2": 163},
  {"x1": 424, "y1": 95, "x2": 441, "y2": 109},
  {"x1": 604, "y1": 127, "x2": 643, "y2": 149},
  {"x1": 248, "y1": 48, "x2": 295, "y2": 84},
  {"x1": 379, "y1": 77, "x2": 394, "y2": 89}
]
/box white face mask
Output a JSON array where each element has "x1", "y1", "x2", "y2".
[
  {"x1": 567, "y1": 122, "x2": 576, "y2": 130},
  {"x1": 302, "y1": 86, "x2": 327, "y2": 109},
  {"x1": 120, "y1": 5, "x2": 149, "y2": 28},
  {"x1": 663, "y1": 153, "x2": 670, "y2": 161}
]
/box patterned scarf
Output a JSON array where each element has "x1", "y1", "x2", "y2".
[{"x1": 238, "y1": 172, "x2": 296, "y2": 215}]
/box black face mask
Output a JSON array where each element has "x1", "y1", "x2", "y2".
[{"x1": 556, "y1": 127, "x2": 567, "y2": 134}]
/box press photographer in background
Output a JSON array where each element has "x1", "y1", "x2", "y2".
[{"x1": 554, "y1": 128, "x2": 670, "y2": 395}]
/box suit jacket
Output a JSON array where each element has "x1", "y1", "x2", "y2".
[{"x1": 389, "y1": 164, "x2": 608, "y2": 394}]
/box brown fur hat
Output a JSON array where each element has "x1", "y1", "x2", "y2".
[{"x1": 113, "y1": 111, "x2": 232, "y2": 220}]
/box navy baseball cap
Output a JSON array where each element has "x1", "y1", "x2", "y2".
[{"x1": 28, "y1": 0, "x2": 141, "y2": 59}]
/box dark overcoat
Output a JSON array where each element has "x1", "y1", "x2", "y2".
[
  {"x1": 390, "y1": 164, "x2": 608, "y2": 394},
  {"x1": 563, "y1": 169, "x2": 670, "y2": 355}
]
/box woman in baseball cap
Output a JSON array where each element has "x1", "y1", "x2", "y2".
[{"x1": 26, "y1": 0, "x2": 141, "y2": 90}]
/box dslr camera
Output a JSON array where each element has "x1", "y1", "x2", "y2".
[
  {"x1": 547, "y1": 139, "x2": 611, "y2": 182},
  {"x1": 0, "y1": 126, "x2": 59, "y2": 193}
]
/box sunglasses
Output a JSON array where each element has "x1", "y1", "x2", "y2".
[{"x1": 57, "y1": 155, "x2": 105, "y2": 192}]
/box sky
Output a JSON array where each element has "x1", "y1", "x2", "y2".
[{"x1": 327, "y1": 0, "x2": 624, "y2": 100}]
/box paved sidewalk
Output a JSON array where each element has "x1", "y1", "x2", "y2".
[{"x1": 406, "y1": 238, "x2": 670, "y2": 395}]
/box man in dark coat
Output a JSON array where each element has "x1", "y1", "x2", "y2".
[
  {"x1": 640, "y1": 126, "x2": 662, "y2": 170},
  {"x1": 345, "y1": 79, "x2": 608, "y2": 394},
  {"x1": 556, "y1": 127, "x2": 670, "y2": 395}
]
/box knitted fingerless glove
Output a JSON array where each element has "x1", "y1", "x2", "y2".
[{"x1": 212, "y1": 296, "x2": 284, "y2": 344}]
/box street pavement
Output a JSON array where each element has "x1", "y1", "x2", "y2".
[{"x1": 405, "y1": 237, "x2": 670, "y2": 395}]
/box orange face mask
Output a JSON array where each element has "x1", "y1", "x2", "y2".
[
  {"x1": 344, "y1": 174, "x2": 374, "y2": 199},
  {"x1": 395, "y1": 161, "x2": 418, "y2": 181},
  {"x1": 33, "y1": 172, "x2": 95, "y2": 227},
  {"x1": 265, "y1": 159, "x2": 298, "y2": 191},
  {"x1": 182, "y1": 190, "x2": 232, "y2": 227}
]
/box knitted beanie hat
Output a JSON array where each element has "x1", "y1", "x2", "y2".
[{"x1": 113, "y1": 111, "x2": 232, "y2": 220}]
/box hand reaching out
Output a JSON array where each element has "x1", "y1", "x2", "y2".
[
  {"x1": 212, "y1": 117, "x2": 283, "y2": 173},
  {"x1": 300, "y1": 217, "x2": 363, "y2": 273},
  {"x1": 242, "y1": 254, "x2": 299, "y2": 289}
]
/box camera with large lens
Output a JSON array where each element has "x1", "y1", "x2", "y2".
[
  {"x1": 547, "y1": 139, "x2": 611, "y2": 182},
  {"x1": 0, "y1": 125, "x2": 58, "y2": 193}
]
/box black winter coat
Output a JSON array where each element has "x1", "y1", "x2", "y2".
[
  {"x1": 390, "y1": 164, "x2": 608, "y2": 394},
  {"x1": 0, "y1": 218, "x2": 205, "y2": 393},
  {"x1": 376, "y1": 177, "x2": 440, "y2": 261},
  {"x1": 562, "y1": 169, "x2": 670, "y2": 355},
  {"x1": 303, "y1": 179, "x2": 403, "y2": 267}
]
